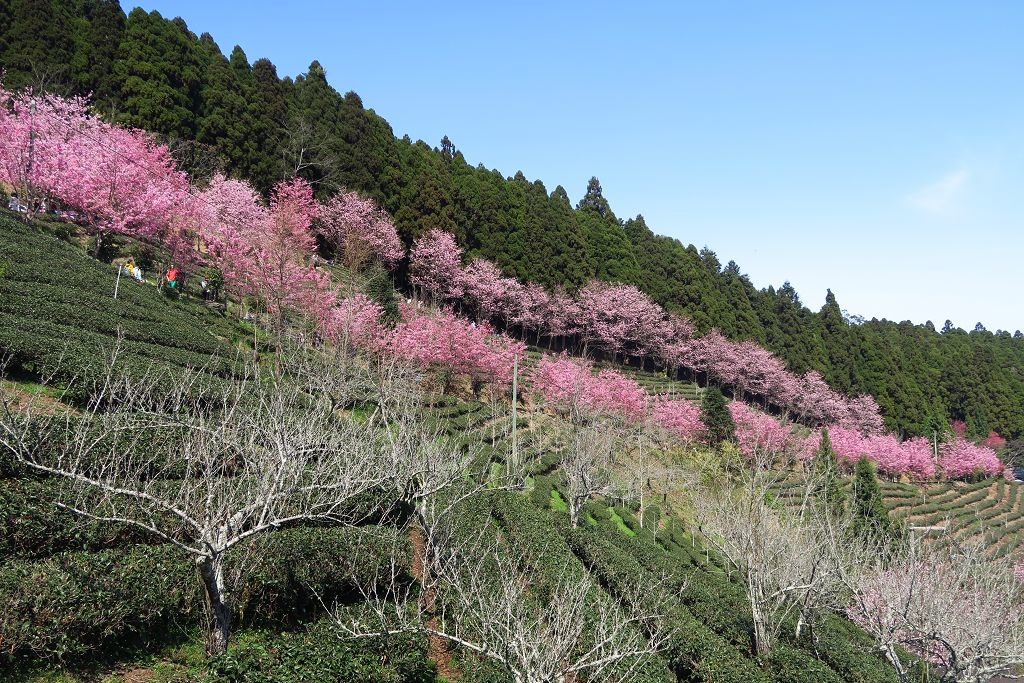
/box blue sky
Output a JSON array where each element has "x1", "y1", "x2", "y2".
[{"x1": 141, "y1": 1, "x2": 1024, "y2": 332}]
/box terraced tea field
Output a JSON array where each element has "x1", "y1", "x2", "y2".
[
  {"x1": 880, "y1": 478, "x2": 1024, "y2": 559},
  {"x1": 774, "y1": 475, "x2": 1024, "y2": 560}
]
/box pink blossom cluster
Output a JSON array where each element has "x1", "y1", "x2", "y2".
[
  {"x1": 197, "y1": 175, "x2": 331, "y2": 319},
  {"x1": 316, "y1": 189, "x2": 404, "y2": 268},
  {"x1": 650, "y1": 398, "x2": 704, "y2": 441},
  {"x1": 0, "y1": 86, "x2": 191, "y2": 243},
  {"x1": 387, "y1": 307, "x2": 526, "y2": 385},
  {"x1": 528, "y1": 355, "x2": 647, "y2": 422},
  {"x1": 727, "y1": 401, "x2": 797, "y2": 457},
  {"x1": 829, "y1": 427, "x2": 936, "y2": 479},
  {"x1": 409, "y1": 229, "x2": 467, "y2": 303},
  {"x1": 982, "y1": 431, "x2": 1006, "y2": 449},
  {"x1": 937, "y1": 438, "x2": 1003, "y2": 479},
  {"x1": 320, "y1": 292, "x2": 384, "y2": 348}
]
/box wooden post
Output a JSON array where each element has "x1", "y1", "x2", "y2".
[
  {"x1": 113, "y1": 264, "x2": 122, "y2": 300},
  {"x1": 511, "y1": 353, "x2": 519, "y2": 479}
]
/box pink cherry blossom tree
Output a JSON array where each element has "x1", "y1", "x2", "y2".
[
  {"x1": 461, "y1": 257, "x2": 511, "y2": 322},
  {"x1": 320, "y1": 292, "x2": 384, "y2": 351},
  {"x1": 650, "y1": 398, "x2": 703, "y2": 442},
  {"x1": 982, "y1": 431, "x2": 1006, "y2": 449},
  {"x1": 575, "y1": 281, "x2": 669, "y2": 363},
  {"x1": 409, "y1": 229, "x2": 464, "y2": 303},
  {"x1": 528, "y1": 355, "x2": 592, "y2": 406},
  {"x1": 540, "y1": 287, "x2": 581, "y2": 350},
  {"x1": 0, "y1": 86, "x2": 191, "y2": 251},
  {"x1": 510, "y1": 282, "x2": 550, "y2": 343},
  {"x1": 528, "y1": 355, "x2": 647, "y2": 423},
  {"x1": 316, "y1": 189, "x2": 404, "y2": 270},
  {"x1": 938, "y1": 438, "x2": 1002, "y2": 479},
  {"x1": 728, "y1": 401, "x2": 792, "y2": 457},
  {"x1": 838, "y1": 395, "x2": 885, "y2": 435},
  {"x1": 199, "y1": 175, "x2": 329, "y2": 337},
  {"x1": 828, "y1": 427, "x2": 937, "y2": 479},
  {"x1": 387, "y1": 307, "x2": 525, "y2": 387}
]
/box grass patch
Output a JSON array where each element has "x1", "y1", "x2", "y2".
[{"x1": 608, "y1": 506, "x2": 636, "y2": 537}]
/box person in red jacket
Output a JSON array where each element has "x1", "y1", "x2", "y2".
[{"x1": 165, "y1": 265, "x2": 179, "y2": 289}]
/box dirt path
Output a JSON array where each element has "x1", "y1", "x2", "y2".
[
  {"x1": 0, "y1": 380, "x2": 75, "y2": 416},
  {"x1": 409, "y1": 527, "x2": 460, "y2": 682}
]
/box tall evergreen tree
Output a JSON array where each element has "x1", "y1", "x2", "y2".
[
  {"x1": 851, "y1": 456, "x2": 897, "y2": 542},
  {"x1": 113, "y1": 9, "x2": 203, "y2": 139},
  {"x1": 701, "y1": 386, "x2": 736, "y2": 447},
  {"x1": 0, "y1": 0, "x2": 78, "y2": 91},
  {"x1": 812, "y1": 427, "x2": 847, "y2": 518}
]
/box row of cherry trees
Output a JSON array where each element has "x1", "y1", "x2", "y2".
[
  {"x1": 727, "y1": 400, "x2": 1001, "y2": 479},
  {"x1": 409, "y1": 229, "x2": 884, "y2": 434},
  {"x1": 0, "y1": 85, "x2": 404, "y2": 330},
  {"x1": 0, "y1": 85, "x2": 1004, "y2": 479},
  {"x1": 407, "y1": 228, "x2": 1007, "y2": 478}
]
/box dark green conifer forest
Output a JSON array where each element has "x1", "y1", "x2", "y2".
[{"x1": 3, "y1": 0, "x2": 1023, "y2": 449}]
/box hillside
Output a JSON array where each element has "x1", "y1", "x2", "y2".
[
  {"x1": 1, "y1": 6, "x2": 1023, "y2": 681},
  {"x1": 0, "y1": 215, "x2": 926, "y2": 683},
  {"x1": 0, "y1": 213, "x2": 246, "y2": 395},
  {"x1": 3, "y1": 1, "x2": 1024, "y2": 445}
]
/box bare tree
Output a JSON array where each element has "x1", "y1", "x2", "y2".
[
  {"x1": 369, "y1": 354, "x2": 496, "y2": 530},
  {"x1": 842, "y1": 534, "x2": 1024, "y2": 683},
  {"x1": 0, "y1": 360, "x2": 400, "y2": 655},
  {"x1": 278, "y1": 113, "x2": 339, "y2": 190},
  {"x1": 340, "y1": 521, "x2": 667, "y2": 683},
  {"x1": 694, "y1": 446, "x2": 839, "y2": 656},
  {"x1": 561, "y1": 410, "x2": 621, "y2": 527}
]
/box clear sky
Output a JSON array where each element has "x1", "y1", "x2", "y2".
[{"x1": 140, "y1": 1, "x2": 1024, "y2": 332}]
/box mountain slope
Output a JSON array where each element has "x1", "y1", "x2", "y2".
[{"x1": 3, "y1": 3, "x2": 1023, "y2": 440}]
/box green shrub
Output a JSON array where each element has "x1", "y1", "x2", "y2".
[
  {"x1": 768, "y1": 643, "x2": 845, "y2": 683},
  {"x1": 529, "y1": 474, "x2": 554, "y2": 509},
  {"x1": 0, "y1": 478, "x2": 163, "y2": 559},
  {"x1": 801, "y1": 613, "x2": 899, "y2": 683},
  {"x1": 207, "y1": 618, "x2": 434, "y2": 683},
  {"x1": 0, "y1": 544, "x2": 197, "y2": 663},
  {"x1": 0, "y1": 526, "x2": 403, "y2": 664}
]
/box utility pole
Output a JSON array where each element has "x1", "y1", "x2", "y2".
[{"x1": 511, "y1": 353, "x2": 519, "y2": 481}]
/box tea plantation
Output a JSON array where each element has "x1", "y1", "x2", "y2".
[
  {"x1": 0, "y1": 213, "x2": 244, "y2": 396},
  {"x1": 0, "y1": 217, "x2": 908, "y2": 683}
]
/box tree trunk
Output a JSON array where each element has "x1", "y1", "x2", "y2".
[
  {"x1": 749, "y1": 587, "x2": 772, "y2": 657},
  {"x1": 198, "y1": 555, "x2": 233, "y2": 656},
  {"x1": 883, "y1": 644, "x2": 909, "y2": 683}
]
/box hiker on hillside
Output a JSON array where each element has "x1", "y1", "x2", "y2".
[
  {"x1": 8, "y1": 193, "x2": 20, "y2": 212},
  {"x1": 128, "y1": 260, "x2": 143, "y2": 283},
  {"x1": 200, "y1": 278, "x2": 211, "y2": 300},
  {"x1": 165, "y1": 265, "x2": 179, "y2": 290}
]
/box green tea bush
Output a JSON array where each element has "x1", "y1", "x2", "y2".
[
  {"x1": 0, "y1": 526, "x2": 402, "y2": 664},
  {"x1": 207, "y1": 618, "x2": 434, "y2": 683}
]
